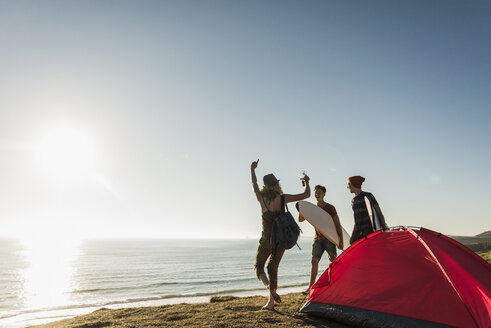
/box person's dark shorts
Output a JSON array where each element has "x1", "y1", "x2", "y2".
[{"x1": 312, "y1": 239, "x2": 337, "y2": 262}]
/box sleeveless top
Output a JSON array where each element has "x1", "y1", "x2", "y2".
[{"x1": 260, "y1": 195, "x2": 282, "y2": 245}]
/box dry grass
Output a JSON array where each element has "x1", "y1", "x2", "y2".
[
  {"x1": 477, "y1": 250, "x2": 491, "y2": 264},
  {"x1": 32, "y1": 293, "x2": 348, "y2": 328},
  {"x1": 466, "y1": 242, "x2": 491, "y2": 264}
]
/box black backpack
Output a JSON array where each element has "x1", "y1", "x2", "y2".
[{"x1": 270, "y1": 195, "x2": 301, "y2": 250}]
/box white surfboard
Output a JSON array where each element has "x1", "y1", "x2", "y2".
[
  {"x1": 364, "y1": 196, "x2": 381, "y2": 231},
  {"x1": 296, "y1": 201, "x2": 351, "y2": 251}
]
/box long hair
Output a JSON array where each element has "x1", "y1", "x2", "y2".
[{"x1": 260, "y1": 183, "x2": 283, "y2": 201}]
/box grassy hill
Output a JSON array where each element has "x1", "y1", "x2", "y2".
[
  {"x1": 465, "y1": 242, "x2": 491, "y2": 264},
  {"x1": 449, "y1": 231, "x2": 491, "y2": 246},
  {"x1": 447, "y1": 231, "x2": 491, "y2": 264},
  {"x1": 476, "y1": 230, "x2": 491, "y2": 238}
]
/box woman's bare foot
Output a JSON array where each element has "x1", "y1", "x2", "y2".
[
  {"x1": 261, "y1": 292, "x2": 275, "y2": 310},
  {"x1": 271, "y1": 290, "x2": 282, "y2": 303},
  {"x1": 261, "y1": 302, "x2": 275, "y2": 310}
]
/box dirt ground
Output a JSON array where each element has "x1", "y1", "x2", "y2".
[{"x1": 32, "y1": 293, "x2": 349, "y2": 328}]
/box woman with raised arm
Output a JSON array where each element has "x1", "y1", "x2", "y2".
[{"x1": 250, "y1": 159, "x2": 310, "y2": 310}]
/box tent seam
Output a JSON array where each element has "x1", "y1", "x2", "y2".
[
  {"x1": 422, "y1": 227, "x2": 491, "y2": 270},
  {"x1": 408, "y1": 228, "x2": 479, "y2": 328}
]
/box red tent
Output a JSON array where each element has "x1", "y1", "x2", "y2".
[{"x1": 300, "y1": 227, "x2": 491, "y2": 328}]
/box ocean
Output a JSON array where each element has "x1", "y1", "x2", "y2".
[{"x1": 0, "y1": 238, "x2": 333, "y2": 327}]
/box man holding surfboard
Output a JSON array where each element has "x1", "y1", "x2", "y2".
[
  {"x1": 347, "y1": 175, "x2": 389, "y2": 244},
  {"x1": 299, "y1": 185, "x2": 344, "y2": 294}
]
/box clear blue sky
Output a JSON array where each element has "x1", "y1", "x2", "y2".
[{"x1": 0, "y1": 0, "x2": 490, "y2": 239}]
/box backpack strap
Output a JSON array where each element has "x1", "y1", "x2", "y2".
[{"x1": 281, "y1": 194, "x2": 289, "y2": 213}]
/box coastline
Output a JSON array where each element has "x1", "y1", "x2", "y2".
[
  {"x1": 31, "y1": 292, "x2": 349, "y2": 328},
  {"x1": 21, "y1": 247, "x2": 491, "y2": 328},
  {"x1": 5, "y1": 286, "x2": 308, "y2": 328},
  {"x1": 0, "y1": 237, "x2": 316, "y2": 328}
]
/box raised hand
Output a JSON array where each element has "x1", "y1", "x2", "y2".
[{"x1": 251, "y1": 159, "x2": 259, "y2": 170}]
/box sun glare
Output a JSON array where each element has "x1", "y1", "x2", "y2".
[
  {"x1": 20, "y1": 236, "x2": 80, "y2": 310},
  {"x1": 33, "y1": 125, "x2": 98, "y2": 180}
]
